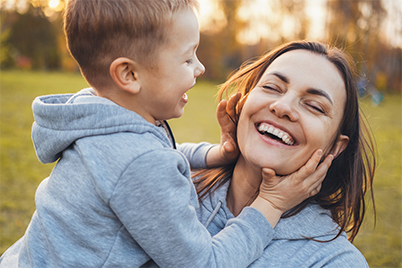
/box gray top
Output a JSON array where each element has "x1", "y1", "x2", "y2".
[{"x1": 0, "y1": 88, "x2": 273, "y2": 268}]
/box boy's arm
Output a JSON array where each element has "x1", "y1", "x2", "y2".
[
  {"x1": 110, "y1": 149, "x2": 272, "y2": 268},
  {"x1": 177, "y1": 142, "x2": 214, "y2": 170},
  {"x1": 110, "y1": 148, "x2": 331, "y2": 267}
]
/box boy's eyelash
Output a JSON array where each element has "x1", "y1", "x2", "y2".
[{"x1": 186, "y1": 59, "x2": 194, "y2": 64}]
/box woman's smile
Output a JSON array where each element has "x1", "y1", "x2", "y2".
[{"x1": 256, "y1": 122, "x2": 295, "y2": 146}]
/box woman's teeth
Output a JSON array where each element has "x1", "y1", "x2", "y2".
[{"x1": 257, "y1": 123, "x2": 294, "y2": 145}]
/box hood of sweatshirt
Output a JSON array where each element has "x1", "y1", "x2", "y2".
[
  {"x1": 32, "y1": 88, "x2": 172, "y2": 164},
  {"x1": 199, "y1": 179, "x2": 341, "y2": 241}
]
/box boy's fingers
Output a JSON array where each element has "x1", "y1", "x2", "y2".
[
  {"x1": 226, "y1": 93, "x2": 241, "y2": 119},
  {"x1": 223, "y1": 141, "x2": 235, "y2": 153},
  {"x1": 261, "y1": 168, "x2": 276, "y2": 180},
  {"x1": 309, "y1": 170, "x2": 326, "y2": 196},
  {"x1": 217, "y1": 100, "x2": 235, "y2": 131},
  {"x1": 306, "y1": 154, "x2": 333, "y2": 184},
  {"x1": 217, "y1": 99, "x2": 227, "y2": 122},
  {"x1": 307, "y1": 173, "x2": 326, "y2": 195},
  {"x1": 306, "y1": 154, "x2": 334, "y2": 194},
  {"x1": 316, "y1": 154, "x2": 334, "y2": 175},
  {"x1": 294, "y1": 149, "x2": 323, "y2": 182},
  {"x1": 309, "y1": 184, "x2": 322, "y2": 197}
]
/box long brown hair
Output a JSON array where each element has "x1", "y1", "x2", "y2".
[{"x1": 194, "y1": 40, "x2": 376, "y2": 242}]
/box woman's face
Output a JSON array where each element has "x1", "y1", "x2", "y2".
[{"x1": 237, "y1": 50, "x2": 348, "y2": 175}]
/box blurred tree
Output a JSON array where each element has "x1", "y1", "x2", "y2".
[
  {"x1": 0, "y1": 0, "x2": 399, "y2": 90},
  {"x1": 219, "y1": 0, "x2": 245, "y2": 71},
  {"x1": 374, "y1": 43, "x2": 402, "y2": 92},
  {"x1": 1, "y1": 11, "x2": 15, "y2": 69},
  {"x1": 197, "y1": 0, "x2": 311, "y2": 81},
  {"x1": 233, "y1": 0, "x2": 310, "y2": 77},
  {"x1": 325, "y1": 0, "x2": 390, "y2": 87},
  {"x1": 198, "y1": 0, "x2": 244, "y2": 81},
  {"x1": 1, "y1": 3, "x2": 61, "y2": 69},
  {"x1": 274, "y1": 0, "x2": 310, "y2": 42}
]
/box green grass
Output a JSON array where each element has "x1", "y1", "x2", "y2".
[
  {"x1": 0, "y1": 71, "x2": 90, "y2": 251},
  {"x1": 353, "y1": 94, "x2": 402, "y2": 267},
  {"x1": 1, "y1": 70, "x2": 401, "y2": 267}
]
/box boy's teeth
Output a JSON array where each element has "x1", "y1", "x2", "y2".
[{"x1": 257, "y1": 123, "x2": 294, "y2": 145}]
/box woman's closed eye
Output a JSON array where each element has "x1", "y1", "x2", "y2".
[
  {"x1": 262, "y1": 84, "x2": 282, "y2": 93},
  {"x1": 305, "y1": 102, "x2": 326, "y2": 114}
]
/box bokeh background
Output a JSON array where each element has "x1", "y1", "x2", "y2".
[{"x1": 1, "y1": 0, "x2": 401, "y2": 267}]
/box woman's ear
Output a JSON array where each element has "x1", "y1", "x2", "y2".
[
  {"x1": 330, "y1": 134, "x2": 349, "y2": 158},
  {"x1": 110, "y1": 57, "x2": 141, "y2": 94}
]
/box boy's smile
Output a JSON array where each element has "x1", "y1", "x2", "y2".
[{"x1": 134, "y1": 7, "x2": 205, "y2": 124}]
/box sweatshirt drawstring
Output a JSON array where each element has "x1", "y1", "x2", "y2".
[{"x1": 205, "y1": 200, "x2": 222, "y2": 228}]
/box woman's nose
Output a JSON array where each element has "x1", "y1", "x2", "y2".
[
  {"x1": 269, "y1": 97, "x2": 299, "y2": 121},
  {"x1": 195, "y1": 57, "x2": 205, "y2": 77}
]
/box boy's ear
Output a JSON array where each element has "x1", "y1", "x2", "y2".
[
  {"x1": 110, "y1": 57, "x2": 141, "y2": 94},
  {"x1": 330, "y1": 134, "x2": 349, "y2": 158}
]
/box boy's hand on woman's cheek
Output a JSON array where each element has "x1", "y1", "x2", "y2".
[
  {"x1": 206, "y1": 93, "x2": 241, "y2": 167},
  {"x1": 257, "y1": 149, "x2": 334, "y2": 214},
  {"x1": 217, "y1": 93, "x2": 241, "y2": 164}
]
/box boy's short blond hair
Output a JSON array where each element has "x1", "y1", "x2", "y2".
[{"x1": 64, "y1": 0, "x2": 198, "y2": 89}]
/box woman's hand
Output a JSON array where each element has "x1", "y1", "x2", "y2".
[{"x1": 251, "y1": 149, "x2": 333, "y2": 228}]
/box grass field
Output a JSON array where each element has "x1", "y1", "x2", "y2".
[{"x1": 1, "y1": 70, "x2": 401, "y2": 267}]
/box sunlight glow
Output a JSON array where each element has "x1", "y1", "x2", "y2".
[
  {"x1": 237, "y1": 0, "x2": 275, "y2": 44},
  {"x1": 2, "y1": 0, "x2": 29, "y2": 13},
  {"x1": 197, "y1": 0, "x2": 227, "y2": 34},
  {"x1": 305, "y1": 0, "x2": 326, "y2": 40},
  {"x1": 198, "y1": 0, "x2": 327, "y2": 45},
  {"x1": 48, "y1": 0, "x2": 59, "y2": 9}
]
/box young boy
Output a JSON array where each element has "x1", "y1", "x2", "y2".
[{"x1": 0, "y1": 0, "x2": 330, "y2": 267}]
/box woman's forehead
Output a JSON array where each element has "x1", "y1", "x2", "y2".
[{"x1": 260, "y1": 50, "x2": 346, "y2": 103}]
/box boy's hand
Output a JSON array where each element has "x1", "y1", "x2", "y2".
[
  {"x1": 205, "y1": 93, "x2": 241, "y2": 167},
  {"x1": 251, "y1": 149, "x2": 333, "y2": 228}
]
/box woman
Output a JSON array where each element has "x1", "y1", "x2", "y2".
[{"x1": 194, "y1": 41, "x2": 375, "y2": 267}]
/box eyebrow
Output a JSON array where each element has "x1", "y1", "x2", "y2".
[
  {"x1": 270, "y1": 72, "x2": 333, "y2": 105},
  {"x1": 271, "y1": 72, "x2": 289, "y2": 84},
  {"x1": 306, "y1": 88, "x2": 333, "y2": 105}
]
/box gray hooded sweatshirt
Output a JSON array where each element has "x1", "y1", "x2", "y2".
[
  {"x1": 0, "y1": 89, "x2": 273, "y2": 268},
  {"x1": 197, "y1": 179, "x2": 369, "y2": 268}
]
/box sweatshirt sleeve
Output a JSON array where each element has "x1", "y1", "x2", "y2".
[
  {"x1": 176, "y1": 142, "x2": 215, "y2": 170},
  {"x1": 109, "y1": 149, "x2": 273, "y2": 268}
]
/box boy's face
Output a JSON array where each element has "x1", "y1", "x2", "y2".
[{"x1": 136, "y1": 7, "x2": 205, "y2": 124}]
